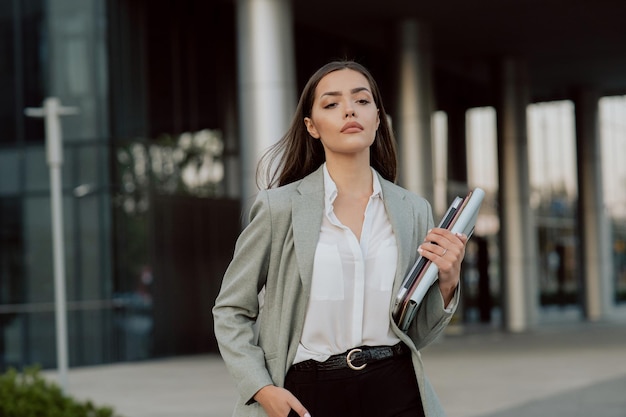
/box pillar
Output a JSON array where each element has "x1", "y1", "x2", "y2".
[
  {"x1": 395, "y1": 20, "x2": 435, "y2": 203},
  {"x1": 495, "y1": 57, "x2": 539, "y2": 332},
  {"x1": 574, "y1": 88, "x2": 614, "y2": 320},
  {"x1": 236, "y1": 0, "x2": 297, "y2": 209}
]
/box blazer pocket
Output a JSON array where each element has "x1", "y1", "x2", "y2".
[{"x1": 236, "y1": 402, "x2": 264, "y2": 417}]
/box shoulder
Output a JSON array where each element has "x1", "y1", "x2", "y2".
[
  {"x1": 250, "y1": 172, "x2": 315, "y2": 220},
  {"x1": 248, "y1": 186, "x2": 294, "y2": 223},
  {"x1": 378, "y1": 175, "x2": 432, "y2": 213},
  {"x1": 261, "y1": 179, "x2": 302, "y2": 208},
  {"x1": 260, "y1": 166, "x2": 324, "y2": 205}
]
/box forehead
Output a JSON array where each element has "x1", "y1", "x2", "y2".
[{"x1": 315, "y1": 69, "x2": 372, "y2": 95}]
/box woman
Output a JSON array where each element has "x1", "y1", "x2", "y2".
[{"x1": 213, "y1": 60, "x2": 467, "y2": 417}]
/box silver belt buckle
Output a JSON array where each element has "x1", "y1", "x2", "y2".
[{"x1": 346, "y1": 348, "x2": 366, "y2": 370}]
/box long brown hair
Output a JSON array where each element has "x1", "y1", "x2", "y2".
[{"x1": 257, "y1": 60, "x2": 398, "y2": 188}]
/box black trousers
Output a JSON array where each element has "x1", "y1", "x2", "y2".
[{"x1": 285, "y1": 354, "x2": 425, "y2": 417}]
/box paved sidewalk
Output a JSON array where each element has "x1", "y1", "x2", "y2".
[
  {"x1": 421, "y1": 320, "x2": 626, "y2": 417},
  {"x1": 46, "y1": 318, "x2": 626, "y2": 417}
]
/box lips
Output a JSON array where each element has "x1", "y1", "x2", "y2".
[{"x1": 341, "y1": 121, "x2": 364, "y2": 133}]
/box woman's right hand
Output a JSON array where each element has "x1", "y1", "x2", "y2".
[{"x1": 254, "y1": 385, "x2": 311, "y2": 417}]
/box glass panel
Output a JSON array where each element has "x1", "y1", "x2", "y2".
[
  {"x1": 111, "y1": 144, "x2": 151, "y2": 360},
  {"x1": 24, "y1": 145, "x2": 48, "y2": 192},
  {"x1": 76, "y1": 145, "x2": 99, "y2": 188},
  {"x1": 113, "y1": 288, "x2": 153, "y2": 361},
  {"x1": 113, "y1": 131, "x2": 226, "y2": 202},
  {"x1": 68, "y1": 308, "x2": 115, "y2": 366},
  {"x1": 23, "y1": 195, "x2": 56, "y2": 303},
  {"x1": 2, "y1": 313, "x2": 25, "y2": 369},
  {"x1": 46, "y1": 0, "x2": 109, "y2": 142},
  {"x1": 22, "y1": 0, "x2": 46, "y2": 143},
  {"x1": 0, "y1": 0, "x2": 46, "y2": 144},
  {"x1": 12, "y1": 189, "x2": 116, "y2": 368},
  {"x1": 75, "y1": 193, "x2": 103, "y2": 300},
  {"x1": 0, "y1": 2, "x2": 16, "y2": 143},
  {"x1": 26, "y1": 311, "x2": 56, "y2": 367},
  {"x1": 2, "y1": 307, "x2": 120, "y2": 370},
  {"x1": 25, "y1": 143, "x2": 82, "y2": 194},
  {"x1": 0, "y1": 198, "x2": 23, "y2": 302},
  {"x1": 0, "y1": 150, "x2": 20, "y2": 195},
  {"x1": 0, "y1": 197, "x2": 24, "y2": 369}
]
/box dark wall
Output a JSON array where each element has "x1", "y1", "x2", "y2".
[{"x1": 151, "y1": 196, "x2": 240, "y2": 356}]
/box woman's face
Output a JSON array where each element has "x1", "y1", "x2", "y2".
[{"x1": 304, "y1": 69, "x2": 380, "y2": 160}]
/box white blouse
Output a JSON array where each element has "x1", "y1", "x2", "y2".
[{"x1": 293, "y1": 164, "x2": 402, "y2": 365}]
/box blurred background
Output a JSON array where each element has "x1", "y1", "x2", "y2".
[{"x1": 1, "y1": 0, "x2": 625, "y2": 371}]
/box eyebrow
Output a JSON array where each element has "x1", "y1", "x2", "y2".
[{"x1": 320, "y1": 87, "x2": 372, "y2": 98}]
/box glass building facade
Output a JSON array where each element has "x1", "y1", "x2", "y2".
[{"x1": 0, "y1": 0, "x2": 241, "y2": 370}]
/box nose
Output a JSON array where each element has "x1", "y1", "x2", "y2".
[{"x1": 345, "y1": 103, "x2": 356, "y2": 118}]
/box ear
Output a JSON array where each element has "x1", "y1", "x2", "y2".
[
  {"x1": 376, "y1": 109, "x2": 381, "y2": 130},
  {"x1": 304, "y1": 117, "x2": 320, "y2": 139}
]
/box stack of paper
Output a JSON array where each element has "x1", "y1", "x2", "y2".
[{"x1": 392, "y1": 188, "x2": 485, "y2": 332}]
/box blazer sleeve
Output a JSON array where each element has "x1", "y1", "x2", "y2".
[
  {"x1": 212, "y1": 190, "x2": 275, "y2": 404},
  {"x1": 408, "y1": 283, "x2": 460, "y2": 350}
]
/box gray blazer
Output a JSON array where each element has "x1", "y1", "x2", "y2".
[{"x1": 213, "y1": 166, "x2": 458, "y2": 417}]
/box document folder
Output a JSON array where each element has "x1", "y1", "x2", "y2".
[{"x1": 393, "y1": 188, "x2": 485, "y2": 332}]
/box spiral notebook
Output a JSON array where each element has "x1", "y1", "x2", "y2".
[{"x1": 392, "y1": 188, "x2": 485, "y2": 332}]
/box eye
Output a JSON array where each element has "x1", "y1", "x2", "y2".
[
  {"x1": 356, "y1": 99, "x2": 371, "y2": 105},
  {"x1": 323, "y1": 102, "x2": 338, "y2": 109}
]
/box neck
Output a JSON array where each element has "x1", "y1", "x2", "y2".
[{"x1": 325, "y1": 155, "x2": 373, "y2": 197}]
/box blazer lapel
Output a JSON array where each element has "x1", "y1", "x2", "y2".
[
  {"x1": 290, "y1": 169, "x2": 417, "y2": 298},
  {"x1": 291, "y1": 167, "x2": 325, "y2": 295},
  {"x1": 380, "y1": 177, "x2": 417, "y2": 294}
]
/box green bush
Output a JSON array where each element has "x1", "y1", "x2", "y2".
[{"x1": 0, "y1": 366, "x2": 124, "y2": 417}]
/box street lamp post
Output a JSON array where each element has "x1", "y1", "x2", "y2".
[{"x1": 25, "y1": 97, "x2": 78, "y2": 392}]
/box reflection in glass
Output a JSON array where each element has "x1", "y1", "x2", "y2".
[{"x1": 115, "y1": 129, "x2": 225, "y2": 215}]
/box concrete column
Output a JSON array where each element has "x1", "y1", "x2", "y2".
[
  {"x1": 574, "y1": 88, "x2": 614, "y2": 320},
  {"x1": 236, "y1": 0, "x2": 297, "y2": 208},
  {"x1": 395, "y1": 20, "x2": 435, "y2": 203},
  {"x1": 495, "y1": 58, "x2": 539, "y2": 332}
]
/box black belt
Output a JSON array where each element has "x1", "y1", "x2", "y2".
[{"x1": 291, "y1": 342, "x2": 410, "y2": 372}]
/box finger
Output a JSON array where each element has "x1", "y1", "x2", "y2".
[
  {"x1": 454, "y1": 232, "x2": 469, "y2": 245},
  {"x1": 419, "y1": 241, "x2": 456, "y2": 258},
  {"x1": 423, "y1": 231, "x2": 453, "y2": 250},
  {"x1": 425, "y1": 235, "x2": 468, "y2": 257},
  {"x1": 287, "y1": 396, "x2": 311, "y2": 417},
  {"x1": 418, "y1": 244, "x2": 449, "y2": 263},
  {"x1": 425, "y1": 228, "x2": 466, "y2": 245}
]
